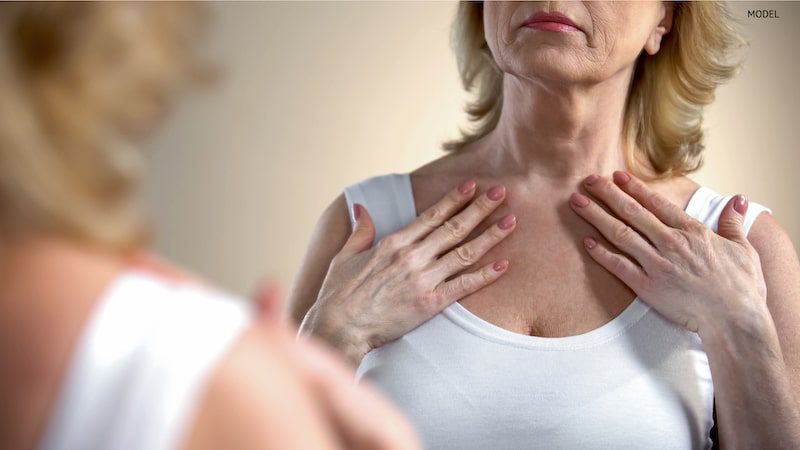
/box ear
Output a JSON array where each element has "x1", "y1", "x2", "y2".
[{"x1": 644, "y1": 2, "x2": 675, "y2": 56}]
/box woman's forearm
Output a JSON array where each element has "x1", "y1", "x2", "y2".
[{"x1": 699, "y1": 302, "x2": 800, "y2": 448}]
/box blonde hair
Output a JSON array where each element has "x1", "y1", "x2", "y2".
[
  {"x1": 444, "y1": 2, "x2": 744, "y2": 180},
  {"x1": 0, "y1": 3, "x2": 207, "y2": 252}
]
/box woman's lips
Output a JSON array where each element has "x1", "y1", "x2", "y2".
[{"x1": 521, "y1": 12, "x2": 580, "y2": 33}]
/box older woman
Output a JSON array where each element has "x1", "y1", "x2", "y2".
[
  {"x1": 290, "y1": 1, "x2": 800, "y2": 448},
  {"x1": 0, "y1": 4, "x2": 428, "y2": 449}
]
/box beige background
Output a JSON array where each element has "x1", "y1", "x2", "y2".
[{"x1": 143, "y1": 1, "x2": 800, "y2": 297}]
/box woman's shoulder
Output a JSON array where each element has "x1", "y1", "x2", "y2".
[
  {"x1": 41, "y1": 271, "x2": 252, "y2": 450},
  {"x1": 411, "y1": 147, "x2": 482, "y2": 184},
  {"x1": 407, "y1": 148, "x2": 489, "y2": 212}
]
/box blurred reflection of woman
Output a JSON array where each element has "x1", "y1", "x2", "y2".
[
  {"x1": 0, "y1": 4, "x2": 424, "y2": 449},
  {"x1": 291, "y1": 2, "x2": 800, "y2": 448}
]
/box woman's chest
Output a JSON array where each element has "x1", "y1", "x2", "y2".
[{"x1": 454, "y1": 209, "x2": 637, "y2": 338}]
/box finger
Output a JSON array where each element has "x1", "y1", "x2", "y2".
[
  {"x1": 396, "y1": 180, "x2": 477, "y2": 245},
  {"x1": 252, "y1": 280, "x2": 283, "y2": 325},
  {"x1": 583, "y1": 236, "x2": 645, "y2": 291},
  {"x1": 431, "y1": 213, "x2": 516, "y2": 279},
  {"x1": 610, "y1": 171, "x2": 692, "y2": 229},
  {"x1": 338, "y1": 204, "x2": 376, "y2": 258},
  {"x1": 433, "y1": 259, "x2": 509, "y2": 308},
  {"x1": 570, "y1": 192, "x2": 664, "y2": 268},
  {"x1": 582, "y1": 174, "x2": 673, "y2": 247},
  {"x1": 418, "y1": 185, "x2": 507, "y2": 259},
  {"x1": 717, "y1": 194, "x2": 749, "y2": 245}
]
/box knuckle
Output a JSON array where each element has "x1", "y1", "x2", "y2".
[
  {"x1": 479, "y1": 267, "x2": 494, "y2": 285},
  {"x1": 475, "y1": 194, "x2": 495, "y2": 212},
  {"x1": 416, "y1": 290, "x2": 441, "y2": 312},
  {"x1": 611, "y1": 224, "x2": 633, "y2": 243},
  {"x1": 650, "y1": 191, "x2": 671, "y2": 211},
  {"x1": 683, "y1": 218, "x2": 706, "y2": 234},
  {"x1": 609, "y1": 253, "x2": 628, "y2": 273},
  {"x1": 486, "y1": 223, "x2": 506, "y2": 240},
  {"x1": 619, "y1": 199, "x2": 644, "y2": 220},
  {"x1": 661, "y1": 229, "x2": 685, "y2": 254},
  {"x1": 376, "y1": 234, "x2": 399, "y2": 253},
  {"x1": 652, "y1": 255, "x2": 675, "y2": 275},
  {"x1": 453, "y1": 275, "x2": 475, "y2": 295},
  {"x1": 453, "y1": 245, "x2": 476, "y2": 267},
  {"x1": 598, "y1": 176, "x2": 615, "y2": 192},
  {"x1": 407, "y1": 272, "x2": 427, "y2": 290},
  {"x1": 442, "y1": 217, "x2": 468, "y2": 241},
  {"x1": 394, "y1": 246, "x2": 419, "y2": 266},
  {"x1": 446, "y1": 188, "x2": 463, "y2": 203},
  {"x1": 420, "y1": 206, "x2": 444, "y2": 228}
]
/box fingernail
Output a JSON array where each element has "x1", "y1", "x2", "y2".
[
  {"x1": 570, "y1": 193, "x2": 590, "y2": 208},
  {"x1": 487, "y1": 185, "x2": 506, "y2": 201},
  {"x1": 584, "y1": 237, "x2": 597, "y2": 249},
  {"x1": 734, "y1": 195, "x2": 748, "y2": 215},
  {"x1": 353, "y1": 203, "x2": 362, "y2": 220},
  {"x1": 458, "y1": 180, "x2": 477, "y2": 195},
  {"x1": 498, "y1": 214, "x2": 516, "y2": 230},
  {"x1": 493, "y1": 260, "x2": 509, "y2": 272},
  {"x1": 613, "y1": 171, "x2": 631, "y2": 185},
  {"x1": 584, "y1": 174, "x2": 600, "y2": 186}
]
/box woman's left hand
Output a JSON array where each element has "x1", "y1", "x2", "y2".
[{"x1": 569, "y1": 170, "x2": 768, "y2": 336}]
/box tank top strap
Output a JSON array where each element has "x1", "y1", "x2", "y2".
[
  {"x1": 40, "y1": 272, "x2": 251, "y2": 450},
  {"x1": 688, "y1": 186, "x2": 772, "y2": 237},
  {"x1": 343, "y1": 173, "x2": 417, "y2": 245}
]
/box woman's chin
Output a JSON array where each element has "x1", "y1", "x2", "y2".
[{"x1": 503, "y1": 58, "x2": 596, "y2": 85}]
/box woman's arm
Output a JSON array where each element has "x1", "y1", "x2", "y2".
[
  {"x1": 290, "y1": 181, "x2": 516, "y2": 366},
  {"x1": 182, "y1": 325, "x2": 420, "y2": 450},
  {"x1": 285, "y1": 195, "x2": 351, "y2": 324},
  {"x1": 702, "y1": 213, "x2": 800, "y2": 448},
  {"x1": 570, "y1": 171, "x2": 800, "y2": 448},
  {"x1": 181, "y1": 327, "x2": 340, "y2": 450}
]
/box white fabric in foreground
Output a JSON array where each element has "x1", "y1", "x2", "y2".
[
  {"x1": 344, "y1": 173, "x2": 771, "y2": 450},
  {"x1": 40, "y1": 272, "x2": 252, "y2": 450}
]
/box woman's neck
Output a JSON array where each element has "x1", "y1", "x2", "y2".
[{"x1": 481, "y1": 67, "x2": 640, "y2": 182}]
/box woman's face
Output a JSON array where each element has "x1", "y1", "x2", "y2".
[{"x1": 484, "y1": 1, "x2": 672, "y2": 84}]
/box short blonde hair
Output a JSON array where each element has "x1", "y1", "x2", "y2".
[
  {"x1": 445, "y1": 1, "x2": 744, "y2": 180},
  {"x1": 0, "y1": 3, "x2": 207, "y2": 251}
]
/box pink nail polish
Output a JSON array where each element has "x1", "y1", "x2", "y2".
[
  {"x1": 734, "y1": 195, "x2": 748, "y2": 215},
  {"x1": 493, "y1": 260, "x2": 509, "y2": 272},
  {"x1": 571, "y1": 193, "x2": 590, "y2": 208},
  {"x1": 487, "y1": 185, "x2": 506, "y2": 201},
  {"x1": 458, "y1": 180, "x2": 477, "y2": 195},
  {"x1": 613, "y1": 171, "x2": 631, "y2": 185},
  {"x1": 584, "y1": 174, "x2": 600, "y2": 186},
  {"x1": 353, "y1": 204, "x2": 362, "y2": 220},
  {"x1": 498, "y1": 214, "x2": 516, "y2": 230},
  {"x1": 584, "y1": 237, "x2": 597, "y2": 249}
]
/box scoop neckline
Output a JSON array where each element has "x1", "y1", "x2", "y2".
[{"x1": 402, "y1": 173, "x2": 709, "y2": 349}]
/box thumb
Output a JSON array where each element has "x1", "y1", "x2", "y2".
[
  {"x1": 339, "y1": 203, "x2": 376, "y2": 257},
  {"x1": 717, "y1": 194, "x2": 749, "y2": 244}
]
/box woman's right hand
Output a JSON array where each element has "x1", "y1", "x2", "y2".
[{"x1": 299, "y1": 180, "x2": 516, "y2": 365}]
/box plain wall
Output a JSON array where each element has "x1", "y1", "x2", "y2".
[{"x1": 144, "y1": 1, "x2": 800, "y2": 297}]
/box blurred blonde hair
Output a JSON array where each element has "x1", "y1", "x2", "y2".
[
  {"x1": 0, "y1": 3, "x2": 207, "y2": 252},
  {"x1": 444, "y1": 1, "x2": 744, "y2": 180}
]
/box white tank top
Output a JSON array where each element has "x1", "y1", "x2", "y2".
[
  {"x1": 39, "y1": 271, "x2": 252, "y2": 450},
  {"x1": 343, "y1": 173, "x2": 771, "y2": 450}
]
